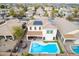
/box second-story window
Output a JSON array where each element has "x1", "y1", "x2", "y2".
[
  {"x1": 34, "y1": 27, "x2": 36, "y2": 30},
  {"x1": 39, "y1": 27, "x2": 41, "y2": 30},
  {"x1": 30, "y1": 27, "x2": 32, "y2": 30},
  {"x1": 47, "y1": 30, "x2": 53, "y2": 34}
]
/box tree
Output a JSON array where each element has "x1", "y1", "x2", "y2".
[
  {"x1": 18, "y1": 4, "x2": 27, "y2": 12},
  {"x1": 44, "y1": 11, "x2": 48, "y2": 17},
  {"x1": 66, "y1": 16, "x2": 73, "y2": 21},
  {"x1": 18, "y1": 4, "x2": 24, "y2": 8},
  {"x1": 0, "y1": 5, "x2": 5, "y2": 9},
  {"x1": 51, "y1": 7, "x2": 55, "y2": 17},
  {"x1": 34, "y1": 4, "x2": 40, "y2": 11},
  {"x1": 51, "y1": 7, "x2": 58, "y2": 17},
  {"x1": 21, "y1": 53, "x2": 33, "y2": 56},
  {"x1": 18, "y1": 9, "x2": 25, "y2": 17},
  {"x1": 73, "y1": 8, "x2": 79, "y2": 17},
  {"x1": 12, "y1": 26, "x2": 24, "y2": 39},
  {"x1": 23, "y1": 6, "x2": 28, "y2": 11},
  {"x1": 30, "y1": 16, "x2": 35, "y2": 19},
  {"x1": 9, "y1": 8, "x2": 17, "y2": 17}
]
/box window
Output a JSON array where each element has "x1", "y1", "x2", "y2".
[
  {"x1": 47, "y1": 30, "x2": 49, "y2": 34},
  {"x1": 50, "y1": 31, "x2": 53, "y2": 33},
  {"x1": 39, "y1": 27, "x2": 41, "y2": 30},
  {"x1": 47, "y1": 30, "x2": 53, "y2": 34},
  {"x1": 30, "y1": 27, "x2": 32, "y2": 30},
  {"x1": 34, "y1": 27, "x2": 36, "y2": 30}
]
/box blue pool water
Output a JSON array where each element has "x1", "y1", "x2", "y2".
[
  {"x1": 71, "y1": 46, "x2": 79, "y2": 54},
  {"x1": 29, "y1": 42, "x2": 60, "y2": 54}
]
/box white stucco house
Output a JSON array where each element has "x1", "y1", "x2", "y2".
[
  {"x1": 26, "y1": 18, "x2": 57, "y2": 41},
  {"x1": 58, "y1": 7, "x2": 72, "y2": 17},
  {"x1": 0, "y1": 9, "x2": 9, "y2": 16},
  {"x1": 25, "y1": 10, "x2": 35, "y2": 17},
  {"x1": 36, "y1": 7, "x2": 45, "y2": 16}
]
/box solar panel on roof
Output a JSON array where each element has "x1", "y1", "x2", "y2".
[{"x1": 33, "y1": 20, "x2": 43, "y2": 25}]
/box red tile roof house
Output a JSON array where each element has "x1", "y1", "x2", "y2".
[
  {"x1": 0, "y1": 19, "x2": 22, "y2": 52},
  {"x1": 54, "y1": 18, "x2": 79, "y2": 43},
  {"x1": 51, "y1": 17, "x2": 79, "y2": 55},
  {"x1": 26, "y1": 18, "x2": 57, "y2": 41}
]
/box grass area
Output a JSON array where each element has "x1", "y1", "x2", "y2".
[
  {"x1": 43, "y1": 41, "x2": 57, "y2": 43},
  {"x1": 21, "y1": 53, "x2": 34, "y2": 56}
]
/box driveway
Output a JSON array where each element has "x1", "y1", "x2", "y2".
[
  {"x1": 72, "y1": 21, "x2": 79, "y2": 29},
  {"x1": 0, "y1": 40, "x2": 18, "y2": 52}
]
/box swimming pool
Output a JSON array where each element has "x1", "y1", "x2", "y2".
[
  {"x1": 29, "y1": 42, "x2": 60, "y2": 54},
  {"x1": 71, "y1": 45, "x2": 79, "y2": 54}
]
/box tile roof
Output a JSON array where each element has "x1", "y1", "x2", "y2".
[
  {"x1": 64, "y1": 34, "x2": 76, "y2": 38},
  {"x1": 27, "y1": 18, "x2": 57, "y2": 29},
  {"x1": 54, "y1": 17, "x2": 78, "y2": 34}
]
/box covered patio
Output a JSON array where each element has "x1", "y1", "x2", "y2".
[{"x1": 26, "y1": 31, "x2": 43, "y2": 41}]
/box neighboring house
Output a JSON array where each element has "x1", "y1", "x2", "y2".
[
  {"x1": 54, "y1": 17, "x2": 79, "y2": 43},
  {"x1": 0, "y1": 19, "x2": 22, "y2": 41},
  {"x1": 58, "y1": 7, "x2": 72, "y2": 17},
  {"x1": 13, "y1": 7, "x2": 22, "y2": 15},
  {"x1": 26, "y1": 18, "x2": 57, "y2": 41},
  {"x1": 0, "y1": 9, "x2": 9, "y2": 14},
  {"x1": 0, "y1": 9, "x2": 9, "y2": 18},
  {"x1": 25, "y1": 10, "x2": 35, "y2": 17},
  {"x1": 25, "y1": 6, "x2": 35, "y2": 18},
  {"x1": 36, "y1": 7, "x2": 45, "y2": 16},
  {"x1": 45, "y1": 7, "x2": 52, "y2": 11}
]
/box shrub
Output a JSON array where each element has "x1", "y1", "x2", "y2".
[{"x1": 22, "y1": 53, "x2": 33, "y2": 56}]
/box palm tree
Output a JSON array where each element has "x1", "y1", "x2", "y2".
[
  {"x1": 51, "y1": 7, "x2": 58, "y2": 18},
  {"x1": 12, "y1": 26, "x2": 24, "y2": 40}
]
